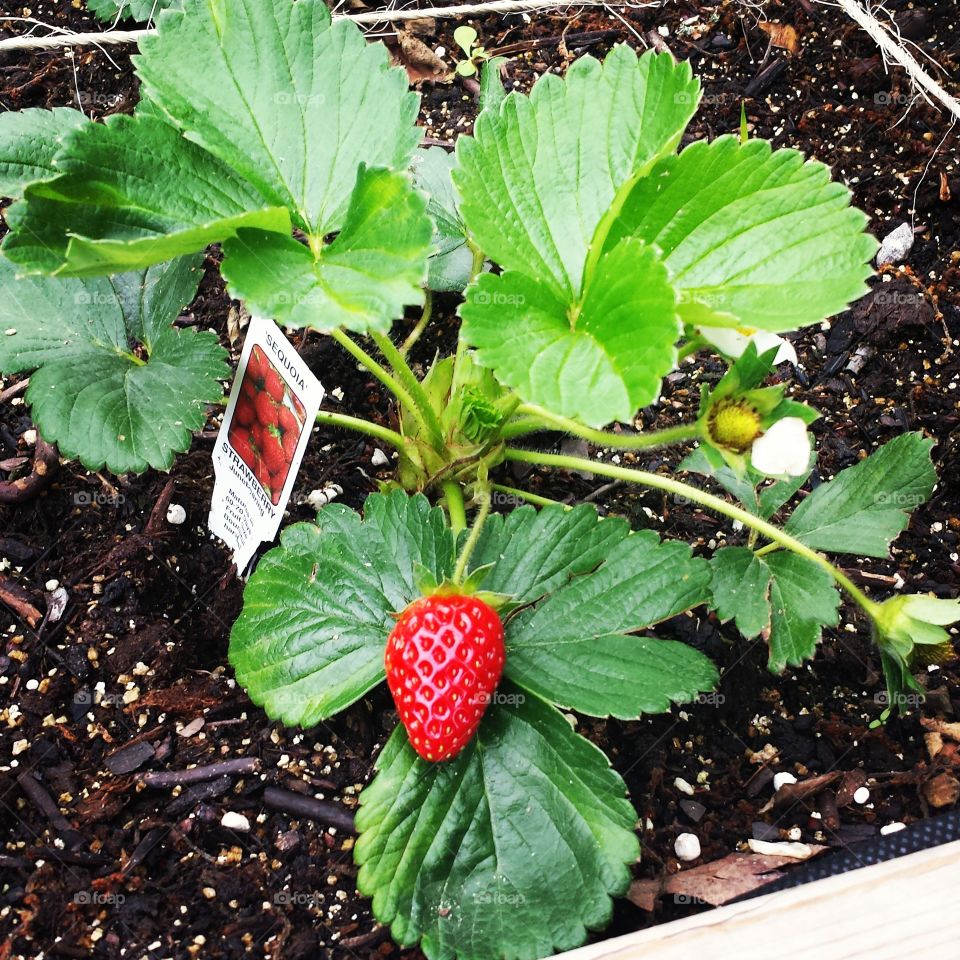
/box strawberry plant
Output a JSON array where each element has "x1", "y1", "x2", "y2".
[{"x1": 1, "y1": 0, "x2": 957, "y2": 957}]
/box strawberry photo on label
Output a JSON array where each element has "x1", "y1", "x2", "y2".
[{"x1": 385, "y1": 593, "x2": 505, "y2": 762}]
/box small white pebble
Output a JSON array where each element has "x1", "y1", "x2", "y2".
[
  {"x1": 166, "y1": 503, "x2": 187, "y2": 525},
  {"x1": 4, "y1": 328, "x2": 16, "y2": 336},
  {"x1": 221, "y1": 811, "x2": 251, "y2": 832},
  {"x1": 306, "y1": 485, "x2": 343, "y2": 510},
  {"x1": 853, "y1": 786, "x2": 871, "y2": 805},
  {"x1": 371, "y1": 449, "x2": 390, "y2": 467},
  {"x1": 12, "y1": 739, "x2": 29, "y2": 756},
  {"x1": 747, "y1": 839, "x2": 813, "y2": 859},
  {"x1": 674, "y1": 833, "x2": 701, "y2": 862},
  {"x1": 787, "y1": 826, "x2": 802, "y2": 841},
  {"x1": 45, "y1": 579, "x2": 60, "y2": 592},
  {"x1": 674, "y1": 777, "x2": 695, "y2": 796},
  {"x1": 880, "y1": 821, "x2": 906, "y2": 836},
  {"x1": 773, "y1": 772, "x2": 798, "y2": 791},
  {"x1": 21, "y1": 429, "x2": 37, "y2": 446}
]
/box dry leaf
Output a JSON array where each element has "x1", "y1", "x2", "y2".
[
  {"x1": 759, "y1": 21, "x2": 799, "y2": 54},
  {"x1": 628, "y1": 848, "x2": 826, "y2": 909},
  {"x1": 393, "y1": 30, "x2": 448, "y2": 84},
  {"x1": 759, "y1": 770, "x2": 841, "y2": 814},
  {"x1": 924, "y1": 772, "x2": 960, "y2": 808}
]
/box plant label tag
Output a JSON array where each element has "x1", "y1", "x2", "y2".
[{"x1": 208, "y1": 316, "x2": 324, "y2": 572}]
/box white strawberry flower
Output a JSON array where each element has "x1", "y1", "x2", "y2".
[
  {"x1": 701, "y1": 327, "x2": 797, "y2": 365},
  {"x1": 750, "y1": 417, "x2": 810, "y2": 477}
]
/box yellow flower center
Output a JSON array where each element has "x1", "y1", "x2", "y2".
[{"x1": 709, "y1": 400, "x2": 761, "y2": 452}]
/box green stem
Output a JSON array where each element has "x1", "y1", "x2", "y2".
[
  {"x1": 453, "y1": 482, "x2": 492, "y2": 583},
  {"x1": 677, "y1": 335, "x2": 706, "y2": 361},
  {"x1": 370, "y1": 330, "x2": 445, "y2": 452},
  {"x1": 508, "y1": 404, "x2": 699, "y2": 450},
  {"x1": 503, "y1": 447, "x2": 880, "y2": 618},
  {"x1": 754, "y1": 541, "x2": 780, "y2": 557},
  {"x1": 329, "y1": 328, "x2": 435, "y2": 445},
  {"x1": 490, "y1": 483, "x2": 568, "y2": 510},
  {"x1": 315, "y1": 409, "x2": 406, "y2": 451},
  {"x1": 400, "y1": 293, "x2": 433, "y2": 357},
  {"x1": 443, "y1": 480, "x2": 467, "y2": 535}
]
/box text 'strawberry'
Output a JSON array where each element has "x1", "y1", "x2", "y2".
[{"x1": 385, "y1": 594, "x2": 505, "y2": 762}]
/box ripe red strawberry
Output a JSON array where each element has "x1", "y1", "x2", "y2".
[
  {"x1": 280, "y1": 423, "x2": 299, "y2": 458},
  {"x1": 234, "y1": 394, "x2": 256, "y2": 428},
  {"x1": 230, "y1": 428, "x2": 257, "y2": 469},
  {"x1": 385, "y1": 594, "x2": 505, "y2": 762},
  {"x1": 262, "y1": 366, "x2": 285, "y2": 403},
  {"x1": 259, "y1": 427, "x2": 287, "y2": 475},
  {"x1": 277, "y1": 404, "x2": 299, "y2": 436},
  {"x1": 252, "y1": 454, "x2": 272, "y2": 494},
  {"x1": 247, "y1": 346, "x2": 267, "y2": 384},
  {"x1": 254, "y1": 391, "x2": 279, "y2": 428}
]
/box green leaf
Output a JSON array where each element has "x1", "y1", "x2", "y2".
[
  {"x1": 469, "y1": 504, "x2": 630, "y2": 603},
  {"x1": 505, "y1": 530, "x2": 714, "y2": 716},
  {"x1": 607, "y1": 136, "x2": 878, "y2": 331},
  {"x1": 784, "y1": 433, "x2": 936, "y2": 557},
  {"x1": 135, "y1": 0, "x2": 421, "y2": 236},
  {"x1": 2, "y1": 114, "x2": 291, "y2": 275},
  {"x1": 460, "y1": 239, "x2": 680, "y2": 427},
  {"x1": 478, "y1": 57, "x2": 507, "y2": 114},
  {"x1": 0, "y1": 254, "x2": 226, "y2": 473},
  {"x1": 221, "y1": 168, "x2": 431, "y2": 332},
  {"x1": 411, "y1": 147, "x2": 474, "y2": 293},
  {"x1": 87, "y1": 0, "x2": 179, "y2": 21},
  {"x1": 454, "y1": 46, "x2": 699, "y2": 302},
  {"x1": 766, "y1": 553, "x2": 839, "y2": 672},
  {"x1": 709, "y1": 547, "x2": 839, "y2": 672},
  {"x1": 757, "y1": 457, "x2": 813, "y2": 519},
  {"x1": 228, "y1": 492, "x2": 455, "y2": 727},
  {"x1": 679, "y1": 445, "x2": 760, "y2": 512},
  {"x1": 0, "y1": 107, "x2": 87, "y2": 197},
  {"x1": 709, "y1": 547, "x2": 771, "y2": 638},
  {"x1": 355, "y1": 686, "x2": 639, "y2": 960}
]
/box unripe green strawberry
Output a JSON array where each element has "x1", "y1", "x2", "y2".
[{"x1": 385, "y1": 594, "x2": 505, "y2": 762}]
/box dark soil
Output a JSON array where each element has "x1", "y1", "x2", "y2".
[{"x1": 1, "y1": 0, "x2": 959, "y2": 958}]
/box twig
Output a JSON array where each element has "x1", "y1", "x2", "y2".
[
  {"x1": 138, "y1": 756, "x2": 260, "y2": 787},
  {"x1": 0, "y1": 574, "x2": 42, "y2": 627},
  {"x1": 262, "y1": 786, "x2": 356, "y2": 834},
  {"x1": 0, "y1": 437, "x2": 58, "y2": 505},
  {"x1": 17, "y1": 772, "x2": 85, "y2": 846},
  {"x1": 0, "y1": 378, "x2": 29, "y2": 404},
  {"x1": 827, "y1": 0, "x2": 960, "y2": 121},
  {"x1": 0, "y1": 0, "x2": 608, "y2": 53}
]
